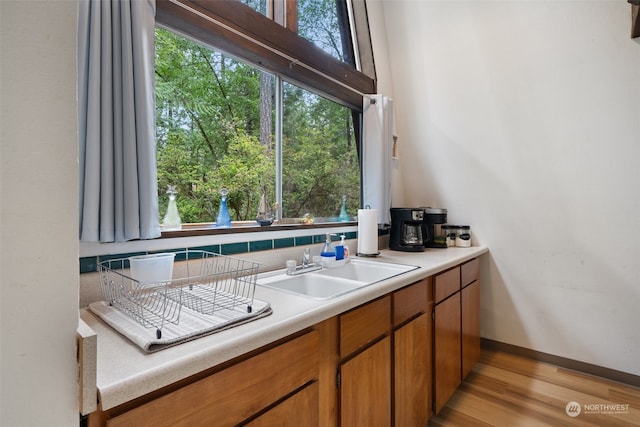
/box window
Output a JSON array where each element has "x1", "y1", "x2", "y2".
[
  {"x1": 297, "y1": 0, "x2": 354, "y2": 64},
  {"x1": 281, "y1": 82, "x2": 359, "y2": 219},
  {"x1": 239, "y1": 0, "x2": 355, "y2": 66},
  {"x1": 155, "y1": 0, "x2": 374, "y2": 229}
]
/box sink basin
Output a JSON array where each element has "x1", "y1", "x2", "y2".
[
  {"x1": 315, "y1": 258, "x2": 417, "y2": 283},
  {"x1": 257, "y1": 273, "x2": 366, "y2": 299},
  {"x1": 256, "y1": 259, "x2": 418, "y2": 299}
]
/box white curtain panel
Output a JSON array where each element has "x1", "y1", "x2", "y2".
[
  {"x1": 78, "y1": 0, "x2": 160, "y2": 242},
  {"x1": 362, "y1": 94, "x2": 393, "y2": 225}
]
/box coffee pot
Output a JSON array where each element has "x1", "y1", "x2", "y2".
[{"x1": 389, "y1": 208, "x2": 425, "y2": 252}]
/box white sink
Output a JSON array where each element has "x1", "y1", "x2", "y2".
[
  {"x1": 257, "y1": 273, "x2": 366, "y2": 299},
  {"x1": 256, "y1": 259, "x2": 417, "y2": 300},
  {"x1": 315, "y1": 258, "x2": 417, "y2": 283}
]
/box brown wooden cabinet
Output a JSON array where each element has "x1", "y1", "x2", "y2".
[
  {"x1": 433, "y1": 257, "x2": 481, "y2": 415},
  {"x1": 339, "y1": 295, "x2": 391, "y2": 359},
  {"x1": 89, "y1": 257, "x2": 481, "y2": 427},
  {"x1": 462, "y1": 280, "x2": 481, "y2": 379},
  {"x1": 244, "y1": 381, "x2": 319, "y2": 427},
  {"x1": 338, "y1": 295, "x2": 392, "y2": 427},
  {"x1": 340, "y1": 336, "x2": 392, "y2": 427},
  {"x1": 96, "y1": 330, "x2": 320, "y2": 427},
  {"x1": 434, "y1": 291, "x2": 461, "y2": 414},
  {"x1": 461, "y1": 257, "x2": 481, "y2": 379},
  {"x1": 339, "y1": 279, "x2": 434, "y2": 427},
  {"x1": 393, "y1": 278, "x2": 432, "y2": 427}
]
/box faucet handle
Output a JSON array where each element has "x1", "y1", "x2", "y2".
[{"x1": 302, "y1": 247, "x2": 311, "y2": 267}]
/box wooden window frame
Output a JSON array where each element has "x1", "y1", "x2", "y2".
[{"x1": 156, "y1": 0, "x2": 375, "y2": 110}]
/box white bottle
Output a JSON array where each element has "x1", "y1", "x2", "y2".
[{"x1": 340, "y1": 235, "x2": 350, "y2": 261}]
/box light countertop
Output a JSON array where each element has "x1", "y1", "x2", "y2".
[{"x1": 79, "y1": 246, "x2": 488, "y2": 410}]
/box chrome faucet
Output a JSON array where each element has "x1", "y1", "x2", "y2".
[
  {"x1": 302, "y1": 248, "x2": 311, "y2": 268},
  {"x1": 286, "y1": 248, "x2": 321, "y2": 275}
]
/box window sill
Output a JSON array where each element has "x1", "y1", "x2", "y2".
[
  {"x1": 79, "y1": 220, "x2": 363, "y2": 262},
  {"x1": 160, "y1": 220, "x2": 357, "y2": 238}
]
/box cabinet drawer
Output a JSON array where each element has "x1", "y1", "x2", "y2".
[
  {"x1": 107, "y1": 330, "x2": 319, "y2": 427},
  {"x1": 461, "y1": 257, "x2": 479, "y2": 288},
  {"x1": 434, "y1": 267, "x2": 460, "y2": 304},
  {"x1": 340, "y1": 296, "x2": 391, "y2": 358},
  {"x1": 393, "y1": 279, "x2": 429, "y2": 327}
]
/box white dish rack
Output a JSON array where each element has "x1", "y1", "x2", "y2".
[{"x1": 98, "y1": 250, "x2": 261, "y2": 339}]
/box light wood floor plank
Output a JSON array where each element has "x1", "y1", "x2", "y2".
[{"x1": 429, "y1": 349, "x2": 640, "y2": 426}]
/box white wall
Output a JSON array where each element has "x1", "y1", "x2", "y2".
[
  {"x1": 373, "y1": 0, "x2": 640, "y2": 375},
  {"x1": 0, "y1": 2, "x2": 637, "y2": 424},
  {"x1": 1, "y1": 1, "x2": 79, "y2": 425}
]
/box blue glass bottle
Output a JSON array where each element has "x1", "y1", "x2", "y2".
[
  {"x1": 338, "y1": 195, "x2": 349, "y2": 222},
  {"x1": 216, "y1": 188, "x2": 232, "y2": 228}
]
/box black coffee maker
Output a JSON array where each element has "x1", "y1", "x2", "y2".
[
  {"x1": 421, "y1": 207, "x2": 448, "y2": 248},
  {"x1": 390, "y1": 208, "x2": 425, "y2": 252}
]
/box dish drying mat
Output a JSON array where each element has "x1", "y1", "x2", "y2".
[{"x1": 89, "y1": 297, "x2": 271, "y2": 353}]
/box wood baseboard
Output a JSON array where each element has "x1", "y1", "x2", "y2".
[{"x1": 481, "y1": 338, "x2": 640, "y2": 388}]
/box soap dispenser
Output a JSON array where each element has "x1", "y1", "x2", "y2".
[
  {"x1": 320, "y1": 233, "x2": 336, "y2": 267},
  {"x1": 339, "y1": 234, "x2": 350, "y2": 261}
]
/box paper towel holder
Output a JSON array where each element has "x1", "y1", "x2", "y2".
[{"x1": 357, "y1": 207, "x2": 380, "y2": 257}]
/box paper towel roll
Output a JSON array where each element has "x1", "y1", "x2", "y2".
[{"x1": 357, "y1": 209, "x2": 378, "y2": 255}]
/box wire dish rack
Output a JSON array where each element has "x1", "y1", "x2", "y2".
[{"x1": 98, "y1": 250, "x2": 261, "y2": 339}]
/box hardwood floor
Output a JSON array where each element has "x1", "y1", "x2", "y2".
[{"x1": 429, "y1": 349, "x2": 640, "y2": 426}]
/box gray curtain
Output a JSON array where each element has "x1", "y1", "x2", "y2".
[{"x1": 78, "y1": 0, "x2": 160, "y2": 242}]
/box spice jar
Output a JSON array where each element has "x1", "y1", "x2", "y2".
[{"x1": 455, "y1": 225, "x2": 471, "y2": 247}]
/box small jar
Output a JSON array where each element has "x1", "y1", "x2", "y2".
[
  {"x1": 443, "y1": 225, "x2": 457, "y2": 247},
  {"x1": 456, "y1": 225, "x2": 471, "y2": 247}
]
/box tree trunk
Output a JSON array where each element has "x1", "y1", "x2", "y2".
[{"x1": 259, "y1": 72, "x2": 273, "y2": 152}]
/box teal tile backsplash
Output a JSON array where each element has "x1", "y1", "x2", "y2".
[
  {"x1": 249, "y1": 240, "x2": 273, "y2": 252},
  {"x1": 273, "y1": 237, "x2": 295, "y2": 249},
  {"x1": 294, "y1": 235, "x2": 313, "y2": 246},
  {"x1": 221, "y1": 242, "x2": 249, "y2": 255},
  {"x1": 79, "y1": 229, "x2": 381, "y2": 274}
]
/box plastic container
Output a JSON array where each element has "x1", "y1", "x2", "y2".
[
  {"x1": 129, "y1": 253, "x2": 176, "y2": 287},
  {"x1": 455, "y1": 226, "x2": 471, "y2": 248}
]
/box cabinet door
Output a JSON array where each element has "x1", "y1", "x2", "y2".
[
  {"x1": 340, "y1": 336, "x2": 391, "y2": 427},
  {"x1": 433, "y1": 292, "x2": 461, "y2": 415},
  {"x1": 243, "y1": 381, "x2": 319, "y2": 426},
  {"x1": 394, "y1": 311, "x2": 431, "y2": 427},
  {"x1": 461, "y1": 280, "x2": 481, "y2": 379},
  {"x1": 106, "y1": 331, "x2": 319, "y2": 427}
]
